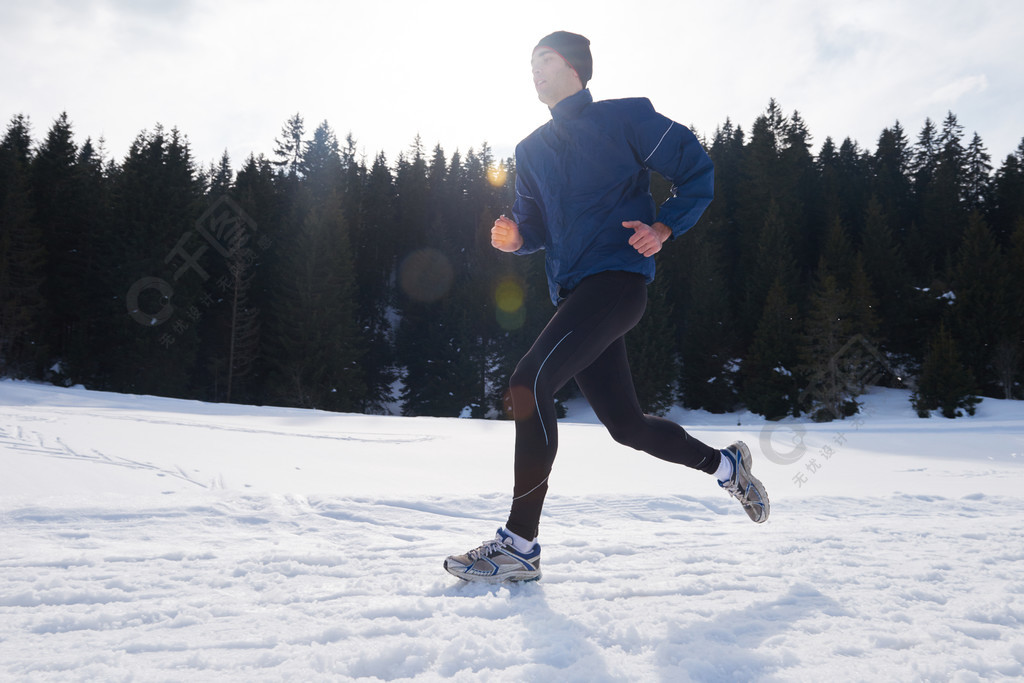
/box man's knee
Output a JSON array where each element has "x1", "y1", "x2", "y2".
[
  {"x1": 604, "y1": 416, "x2": 647, "y2": 450},
  {"x1": 510, "y1": 362, "x2": 533, "y2": 389},
  {"x1": 506, "y1": 365, "x2": 538, "y2": 421}
]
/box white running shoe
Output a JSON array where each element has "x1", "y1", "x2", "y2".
[
  {"x1": 444, "y1": 528, "x2": 542, "y2": 583},
  {"x1": 719, "y1": 441, "x2": 770, "y2": 523}
]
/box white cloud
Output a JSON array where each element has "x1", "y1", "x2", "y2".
[{"x1": 922, "y1": 75, "x2": 989, "y2": 108}]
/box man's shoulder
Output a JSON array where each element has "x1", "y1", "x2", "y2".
[
  {"x1": 516, "y1": 121, "x2": 553, "y2": 156},
  {"x1": 518, "y1": 121, "x2": 549, "y2": 143},
  {"x1": 590, "y1": 96, "x2": 656, "y2": 115}
]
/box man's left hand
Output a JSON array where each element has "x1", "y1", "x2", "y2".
[{"x1": 624, "y1": 221, "x2": 671, "y2": 257}]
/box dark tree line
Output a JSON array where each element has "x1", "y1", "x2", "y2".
[{"x1": 2, "y1": 102, "x2": 1022, "y2": 420}]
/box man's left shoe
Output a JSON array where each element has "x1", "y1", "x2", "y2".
[
  {"x1": 719, "y1": 441, "x2": 770, "y2": 523},
  {"x1": 444, "y1": 528, "x2": 542, "y2": 583}
]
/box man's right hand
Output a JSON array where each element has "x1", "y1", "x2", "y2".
[{"x1": 491, "y1": 215, "x2": 524, "y2": 252}]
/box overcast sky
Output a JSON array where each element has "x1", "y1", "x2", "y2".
[{"x1": 3, "y1": 0, "x2": 1022, "y2": 172}]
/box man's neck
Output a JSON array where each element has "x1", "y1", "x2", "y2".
[
  {"x1": 548, "y1": 88, "x2": 591, "y2": 119},
  {"x1": 546, "y1": 85, "x2": 584, "y2": 109}
]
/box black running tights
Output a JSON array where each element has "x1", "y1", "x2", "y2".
[{"x1": 504, "y1": 270, "x2": 720, "y2": 540}]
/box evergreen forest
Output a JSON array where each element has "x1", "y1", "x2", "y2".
[{"x1": 2, "y1": 101, "x2": 1023, "y2": 421}]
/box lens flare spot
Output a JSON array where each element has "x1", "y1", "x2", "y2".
[
  {"x1": 496, "y1": 306, "x2": 526, "y2": 330},
  {"x1": 487, "y1": 164, "x2": 508, "y2": 187},
  {"x1": 495, "y1": 278, "x2": 524, "y2": 313},
  {"x1": 504, "y1": 385, "x2": 536, "y2": 420},
  {"x1": 399, "y1": 248, "x2": 454, "y2": 302}
]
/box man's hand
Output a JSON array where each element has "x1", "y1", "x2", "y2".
[
  {"x1": 492, "y1": 215, "x2": 524, "y2": 252},
  {"x1": 624, "y1": 220, "x2": 671, "y2": 257}
]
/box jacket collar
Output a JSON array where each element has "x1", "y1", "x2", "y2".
[{"x1": 550, "y1": 88, "x2": 592, "y2": 120}]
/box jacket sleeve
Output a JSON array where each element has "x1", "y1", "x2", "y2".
[
  {"x1": 629, "y1": 99, "x2": 714, "y2": 238},
  {"x1": 511, "y1": 165, "x2": 546, "y2": 255}
]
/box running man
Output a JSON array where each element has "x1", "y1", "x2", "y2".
[{"x1": 445, "y1": 31, "x2": 769, "y2": 584}]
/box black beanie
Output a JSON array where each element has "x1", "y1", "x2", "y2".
[{"x1": 535, "y1": 31, "x2": 592, "y2": 86}]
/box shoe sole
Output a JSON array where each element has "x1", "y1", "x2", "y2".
[
  {"x1": 734, "y1": 441, "x2": 770, "y2": 523},
  {"x1": 443, "y1": 561, "x2": 541, "y2": 584}
]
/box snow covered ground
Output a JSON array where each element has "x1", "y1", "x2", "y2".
[{"x1": 1, "y1": 380, "x2": 1023, "y2": 681}]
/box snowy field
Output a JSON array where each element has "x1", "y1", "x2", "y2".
[{"x1": 1, "y1": 380, "x2": 1023, "y2": 682}]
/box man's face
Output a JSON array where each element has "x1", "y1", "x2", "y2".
[{"x1": 531, "y1": 47, "x2": 581, "y2": 107}]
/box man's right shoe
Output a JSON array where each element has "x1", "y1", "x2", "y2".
[
  {"x1": 444, "y1": 528, "x2": 542, "y2": 583},
  {"x1": 719, "y1": 441, "x2": 770, "y2": 523}
]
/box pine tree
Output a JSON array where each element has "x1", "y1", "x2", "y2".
[
  {"x1": 272, "y1": 113, "x2": 305, "y2": 176},
  {"x1": 394, "y1": 143, "x2": 491, "y2": 416},
  {"x1": 835, "y1": 138, "x2": 871, "y2": 241},
  {"x1": 704, "y1": 119, "x2": 745, "y2": 286},
  {"x1": 338, "y1": 133, "x2": 364, "y2": 255},
  {"x1": 743, "y1": 199, "x2": 798, "y2": 340},
  {"x1": 393, "y1": 137, "x2": 448, "y2": 414},
  {"x1": 105, "y1": 125, "x2": 206, "y2": 397},
  {"x1": 222, "y1": 154, "x2": 277, "y2": 404},
  {"x1": 860, "y1": 196, "x2": 913, "y2": 353},
  {"x1": 964, "y1": 132, "x2": 992, "y2": 214},
  {"x1": 301, "y1": 120, "x2": 343, "y2": 199},
  {"x1": 278, "y1": 121, "x2": 363, "y2": 409},
  {"x1": 64, "y1": 137, "x2": 114, "y2": 384},
  {"x1": 0, "y1": 115, "x2": 45, "y2": 377},
  {"x1": 427, "y1": 144, "x2": 448, "y2": 217},
  {"x1": 31, "y1": 113, "x2": 87, "y2": 378},
  {"x1": 848, "y1": 253, "x2": 881, "y2": 346},
  {"x1": 993, "y1": 219, "x2": 1024, "y2": 398},
  {"x1": 988, "y1": 140, "x2": 1024, "y2": 244},
  {"x1": 817, "y1": 136, "x2": 840, "y2": 218},
  {"x1": 394, "y1": 137, "x2": 430, "y2": 253},
  {"x1": 921, "y1": 113, "x2": 969, "y2": 271},
  {"x1": 188, "y1": 157, "x2": 266, "y2": 404},
  {"x1": 949, "y1": 212, "x2": 1009, "y2": 394},
  {"x1": 740, "y1": 279, "x2": 800, "y2": 419},
  {"x1": 268, "y1": 192, "x2": 363, "y2": 410},
  {"x1": 209, "y1": 151, "x2": 233, "y2": 197},
  {"x1": 820, "y1": 217, "x2": 855, "y2": 286},
  {"x1": 763, "y1": 98, "x2": 788, "y2": 152},
  {"x1": 346, "y1": 151, "x2": 397, "y2": 412},
  {"x1": 397, "y1": 298, "x2": 467, "y2": 417},
  {"x1": 912, "y1": 322, "x2": 979, "y2": 418},
  {"x1": 871, "y1": 122, "x2": 913, "y2": 235},
  {"x1": 734, "y1": 105, "x2": 782, "y2": 306},
  {"x1": 911, "y1": 118, "x2": 939, "y2": 194},
  {"x1": 221, "y1": 226, "x2": 260, "y2": 403},
  {"x1": 798, "y1": 266, "x2": 857, "y2": 421},
  {"x1": 675, "y1": 234, "x2": 735, "y2": 412},
  {"x1": 907, "y1": 118, "x2": 940, "y2": 278}
]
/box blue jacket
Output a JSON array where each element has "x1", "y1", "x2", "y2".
[{"x1": 512, "y1": 89, "x2": 714, "y2": 305}]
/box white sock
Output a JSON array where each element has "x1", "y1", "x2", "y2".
[
  {"x1": 715, "y1": 450, "x2": 734, "y2": 482},
  {"x1": 504, "y1": 528, "x2": 536, "y2": 553}
]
